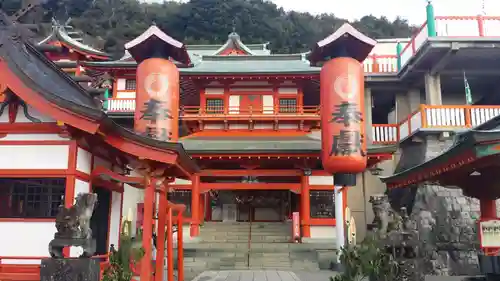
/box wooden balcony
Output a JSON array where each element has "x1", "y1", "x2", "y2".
[
  {"x1": 180, "y1": 105, "x2": 320, "y2": 121},
  {"x1": 399, "y1": 16, "x2": 500, "y2": 69},
  {"x1": 398, "y1": 105, "x2": 500, "y2": 141}
]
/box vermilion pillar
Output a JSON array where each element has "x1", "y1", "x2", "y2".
[
  {"x1": 480, "y1": 199, "x2": 497, "y2": 219},
  {"x1": 155, "y1": 190, "x2": 167, "y2": 281},
  {"x1": 141, "y1": 177, "x2": 155, "y2": 281},
  {"x1": 190, "y1": 175, "x2": 201, "y2": 236},
  {"x1": 300, "y1": 175, "x2": 311, "y2": 237}
]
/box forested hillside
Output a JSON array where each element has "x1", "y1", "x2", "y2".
[{"x1": 1, "y1": 0, "x2": 416, "y2": 57}]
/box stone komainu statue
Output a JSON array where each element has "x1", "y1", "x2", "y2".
[{"x1": 49, "y1": 193, "x2": 98, "y2": 258}]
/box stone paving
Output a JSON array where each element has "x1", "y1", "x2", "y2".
[{"x1": 190, "y1": 270, "x2": 337, "y2": 281}]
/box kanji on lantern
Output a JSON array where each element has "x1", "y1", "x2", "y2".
[
  {"x1": 330, "y1": 102, "x2": 362, "y2": 127},
  {"x1": 139, "y1": 99, "x2": 173, "y2": 121},
  {"x1": 330, "y1": 130, "x2": 365, "y2": 157}
]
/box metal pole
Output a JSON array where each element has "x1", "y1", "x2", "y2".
[{"x1": 334, "y1": 185, "x2": 345, "y2": 254}]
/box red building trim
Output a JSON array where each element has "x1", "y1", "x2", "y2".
[{"x1": 0, "y1": 61, "x2": 100, "y2": 134}]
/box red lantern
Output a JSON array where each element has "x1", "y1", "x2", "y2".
[
  {"x1": 135, "y1": 58, "x2": 180, "y2": 142},
  {"x1": 320, "y1": 57, "x2": 367, "y2": 174}
]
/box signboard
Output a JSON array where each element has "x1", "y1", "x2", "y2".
[
  {"x1": 292, "y1": 212, "x2": 300, "y2": 242},
  {"x1": 479, "y1": 219, "x2": 500, "y2": 248},
  {"x1": 310, "y1": 190, "x2": 335, "y2": 218}
]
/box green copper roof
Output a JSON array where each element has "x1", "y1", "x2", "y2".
[
  {"x1": 182, "y1": 54, "x2": 318, "y2": 75},
  {"x1": 82, "y1": 53, "x2": 319, "y2": 75},
  {"x1": 180, "y1": 133, "x2": 397, "y2": 154}
]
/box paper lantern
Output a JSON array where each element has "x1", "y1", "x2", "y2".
[
  {"x1": 134, "y1": 58, "x2": 179, "y2": 142},
  {"x1": 320, "y1": 57, "x2": 367, "y2": 174}
]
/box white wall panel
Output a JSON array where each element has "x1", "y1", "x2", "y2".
[
  {"x1": 0, "y1": 145, "x2": 69, "y2": 169},
  {"x1": 76, "y1": 148, "x2": 92, "y2": 174},
  {"x1": 0, "y1": 222, "x2": 55, "y2": 263},
  {"x1": 108, "y1": 191, "x2": 122, "y2": 249}
]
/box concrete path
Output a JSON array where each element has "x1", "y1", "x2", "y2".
[{"x1": 190, "y1": 270, "x2": 338, "y2": 281}]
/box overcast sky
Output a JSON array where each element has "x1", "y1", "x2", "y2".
[{"x1": 146, "y1": 0, "x2": 499, "y2": 25}]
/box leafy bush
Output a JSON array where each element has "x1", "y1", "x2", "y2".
[
  {"x1": 331, "y1": 235, "x2": 399, "y2": 281},
  {"x1": 102, "y1": 221, "x2": 145, "y2": 281}
]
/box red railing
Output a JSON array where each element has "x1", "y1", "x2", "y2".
[{"x1": 0, "y1": 254, "x2": 109, "y2": 281}]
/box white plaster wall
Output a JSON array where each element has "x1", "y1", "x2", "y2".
[
  {"x1": 0, "y1": 145, "x2": 69, "y2": 169},
  {"x1": 0, "y1": 222, "x2": 55, "y2": 263},
  {"x1": 108, "y1": 191, "x2": 122, "y2": 249},
  {"x1": 1, "y1": 134, "x2": 67, "y2": 141},
  {"x1": 122, "y1": 183, "x2": 144, "y2": 236},
  {"x1": 278, "y1": 88, "x2": 298, "y2": 94},
  {"x1": 116, "y1": 92, "x2": 136, "y2": 99},
  {"x1": 204, "y1": 124, "x2": 224, "y2": 130},
  {"x1": 0, "y1": 104, "x2": 56, "y2": 123},
  {"x1": 204, "y1": 88, "x2": 224, "y2": 95},
  {"x1": 229, "y1": 124, "x2": 247, "y2": 129},
  {"x1": 262, "y1": 95, "x2": 274, "y2": 114},
  {"x1": 116, "y1": 79, "x2": 126, "y2": 91},
  {"x1": 278, "y1": 124, "x2": 297, "y2": 129},
  {"x1": 310, "y1": 226, "x2": 337, "y2": 239},
  {"x1": 308, "y1": 176, "x2": 334, "y2": 185},
  {"x1": 228, "y1": 95, "x2": 240, "y2": 114},
  {"x1": 254, "y1": 123, "x2": 273, "y2": 129},
  {"x1": 76, "y1": 148, "x2": 92, "y2": 174},
  {"x1": 173, "y1": 178, "x2": 192, "y2": 185}
]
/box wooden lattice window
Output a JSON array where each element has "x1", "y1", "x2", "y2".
[
  {"x1": 205, "y1": 98, "x2": 224, "y2": 114},
  {"x1": 310, "y1": 190, "x2": 335, "y2": 218},
  {"x1": 125, "y1": 79, "x2": 136, "y2": 90},
  {"x1": 167, "y1": 190, "x2": 192, "y2": 217},
  {"x1": 279, "y1": 98, "x2": 297, "y2": 113},
  {"x1": 0, "y1": 178, "x2": 66, "y2": 219}
]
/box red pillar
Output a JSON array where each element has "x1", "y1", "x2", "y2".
[
  {"x1": 300, "y1": 175, "x2": 311, "y2": 237},
  {"x1": 480, "y1": 199, "x2": 497, "y2": 219},
  {"x1": 166, "y1": 209, "x2": 174, "y2": 281},
  {"x1": 154, "y1": 191, "x2": 167, "y2": 281},
  {"x1": 190, "y1": 175, "x2": 200, "y2": 237},
  {"x1": 177, "y1": 210, "x2": 184, "y2": 281},
  {"x1": 141, "y1": 178, "x2": 155, "y2": 281}
]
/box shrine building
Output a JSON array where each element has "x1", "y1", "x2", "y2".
[{"x1": 2, "y1": 0, "x2": 500, "y2": 278}]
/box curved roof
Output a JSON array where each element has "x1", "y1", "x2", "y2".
[
  {"x1": 0, "y1": 12, "x2": 198, "y2": 176},
  {"x1": 38, "y1": 19, "x2": 111, "y2": 59}
]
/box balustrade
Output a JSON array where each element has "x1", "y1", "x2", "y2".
[
  {"x1": 399, "y1": 16, "x2": 500, "y2": 69},
  {"x1": 105, "y1": 100, "x2": 500, "y2": 145},
  {"x1": 399, "y1": 105, "x2": 500, "y2": 141}
]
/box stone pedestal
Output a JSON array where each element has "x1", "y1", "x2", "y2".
[
  {"x1": 222, "y1": 204, "x2": 237, "y2": 222},
  {"x1": 40, "y1": 258, "x2": 100, "y2": 281}
]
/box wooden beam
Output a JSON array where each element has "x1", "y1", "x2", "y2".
[
  {"x1": 201, "y1": 182, "x2": 300, "y2": 191},
  {"x1": 199, "y1": 169, "x2": 302, "y2": 177}
]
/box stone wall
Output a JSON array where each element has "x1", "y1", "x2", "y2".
[{"x1": 389, "y1": 135, "x2": 485, "y2": 275}]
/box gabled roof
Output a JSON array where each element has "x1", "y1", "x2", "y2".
[
  {"x1": 0, "y1": 12, "x2": 198, "y2": 177},
  {"x1": 124, "y1": 25, "x2": 191, "y2": 65},
  {"x1": 213, "y1": 32, "x2": 259, "y2": 55},
  {"x1": 38, "y1": 19, "x2": 111, "y2": 60},
  {"x1": 308, "y1": 23, "x2": 377, "y2": 64}
]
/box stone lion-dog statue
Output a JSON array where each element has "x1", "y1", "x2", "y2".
[{"x1": 49, "y1": 193, "x2": 98, "y2": 258}]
